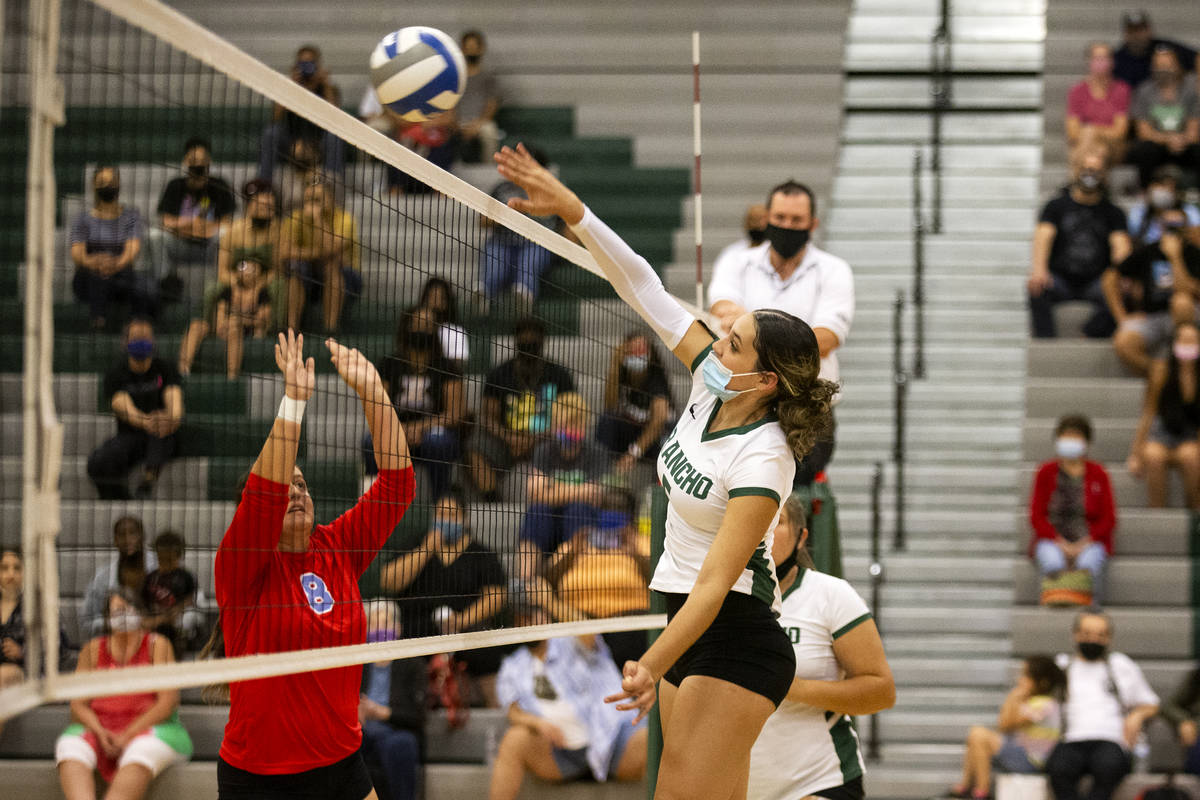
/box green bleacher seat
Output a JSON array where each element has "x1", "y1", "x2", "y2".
[{"x1": 495, "y1": 106, "x2": 574, "y2": 138}]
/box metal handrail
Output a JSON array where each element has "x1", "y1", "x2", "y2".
[
  {"x1": 866, "y1": 460, "x2": 885, "y2": 762},
  {"x1": 929, "y1": 0, "x2": 952, "y2": 234},
  {"x1": 912, "y1": 149, "x2": 927, "y2": 379},
  {"x1": 892, "y1": 292, "x2": 908, "y2": 551}
]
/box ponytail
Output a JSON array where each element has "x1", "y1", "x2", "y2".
[{"x1": 752, "y1": 310, "x2": 839, "y2": 460}]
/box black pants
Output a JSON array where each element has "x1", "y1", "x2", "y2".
[
  {"x1": 87, "y1": 428, "x2": 177, "y2": 500},
  {"x1": 72, "y1": 267, "x2": 158, "y2": 323},
  {"x1": 1128, "y1": 139, "x2": 1200, "y2": 188},
  {"x1": 1045, "y1": 740, "x2": 1131, "y2": 800},
  {"x1": 1028, "y1": 275, "x2": 1115, "y2": 339},
  {"x1": 218, "y1": 750, "x2": 375, "y2": 800}
]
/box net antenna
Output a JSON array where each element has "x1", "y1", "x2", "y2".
[{"x1": 691, "y1": 31, "x2": 703, "y2": 312}]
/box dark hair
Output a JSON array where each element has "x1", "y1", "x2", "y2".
[
  {"x1": 0, "y1": 544, "x2": 20, "y2": 560},
  {"x1": 243, "y1": 178, "x2": 277, "y2": 204},
  {"x1": 1024, "y1": 655, "x2": 1066, "y2": 697},
  {"x1": 1161, "y1": 322, "x2": 1200, "y2": 437},
  {"x1": 122, "y1": 317, "x2": 155, "y2": 340},
  {"x1": 153, "y1": 530, "x2": 185, "y2": 556},
  {"x1": 460, "y1": 30, "x2": 486, "y2": 47},
  {"x1": 766, "y1": 179, "x2": 817, "y2": 218},
  {"x1": 418, "y1": 277, "x2": 459, "y2": 325},
  {"x1": 112, "y1": 515, "x2": 145, "y2": 539},
  {"x1": 296, "y1": 43, "x2": 321, "y2": 60},
  {"x1": 183, "y1": 136, "x2": 211, "y2": 157},
  {"x1": 1176, "y1": 664, "x2": 1200, "y2": 712},
  {"x1": 513, "y1": 316, "x2": 546, "y2": 340},
  {"x1": 434, "y1": 486, "x2": 470, "y2": 537},
  {"x1": 601, "y1": 487, "x2": 638, "y2": 518},
  {"x1": 102, "y1": 586, "x2": 146, "y2": 635},
  {"x1": 1054, "y1": 414, "x2": 1093, "y2": 442},
  {"x1": 117, "y1": 551, "x2": 145, "y2": 587},
  {"x1": 751, "y1": 310, "x2": 838, "y2": 459}
]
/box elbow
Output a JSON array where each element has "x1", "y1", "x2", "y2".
[{"x1": 877, "y1": 678, "x2": 897, "y2": 712}]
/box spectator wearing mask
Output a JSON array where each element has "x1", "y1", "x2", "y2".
[
  {"x1": 1028, "y1": 147, "x2": 1132, "y2": 338},
  {"x1": 415, "y1": 277, "x2": 470, "y2": 366},
  {"x1": 948, "y1": 656, "x2": 1065, "y2": 800},
  {"x1": 467, "y1": 317, "x2": 575, "y2": 501},
  {"x1": 87, "y1": 319, "x2": 183, "y2": 501},
  {"x1": 479, "y1": 147, "x2": 558, "y2": 316},
  {"x1": 1067, "y1": 43, "x2": 1132, "y2": 161},
  {"x1": 1113, "y1": 10, "x2": 1199, "y2": 90},
  {"x1": 258, "y1": 44, "x2": 343, "y2": 181},
  {"x1": 707, "y1": 180, "x2": 853, "y2": 483},
  {"x1": 356, "y1": 89, "x2": 455, "y2": 195},
  {"x1": 1128, "y1": 165, "x2": 1200, "y2": 246},
  {"x1": 364, "y1": 308, "x2": 465, "y2": 501},
  {"x1": 80, "y1": 518, "x2": 158, "y2": 640},
  {"x1": 208, "y1": 179, "x2": 286, "y2": 332},
  {"x1": 1128, "y1": 321, "x2": 1200, "y2": 509},
  {"x1": 1045, "y1": 609, "x2": 1159, "y2": 800},
  {"x1": 55, "y1": 589, "x2": 192, "y2": 800},
  {"x1": 455, "y1": 30, "x2": 501, "y2": 164},
  {"x1": 489, "y1": 627, "x2": 648, "y2": 800},
  {"x1": 151, "y1": 137, "x2": 236, "y2": 297},
  {"x1": 380, "y1": 489, "x2": 508, "y2": 704},
  {"x1": 517, "y1": 392, "x2": 610, "y2": 579},
  {"x1": 70, "y1": 166, "x2": 155, "y2": 330},
  {"x1": 1109, "y1": 209, "x2": 1200, "y2": 374},
  {"x1": 1028, "y1": 414, "x2": 1116, "y2": 605},
  {"x1": 711, "y1": 204, "x2": 768, "y2": 282},
  {"x1": 358, "y1": 601, "x2": 426, "y2": 800},
  {"x1": 280, "y1": 180, "x2": 361, "y2": 332},
  {"x1": 178, "y1": 255, "x2": 272, "y2": 379},
  {"x1": 597, "y1": 330, "x2": 673, "y2": 476},
  {"x1": 1128, "y1": 46, "x2": 1200, "y2": 189},
  {"x1": 141, "y1": 532, "x2": 202, "y2": 656}
]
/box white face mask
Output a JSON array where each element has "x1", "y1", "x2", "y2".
[
  {"x1": 109, "y1": 609, "x2": 142, "y2": 633},
  {"x1": 1055, "y1": 437, "x2": 1087, "y2": 460}
]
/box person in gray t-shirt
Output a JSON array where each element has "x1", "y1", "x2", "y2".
[
  {"x1": 456, "y1": 30, "x2": 501, "y2": 163},
  {"x1": 1128, "y1": 46, "x2": 1200, "y2": 187}
]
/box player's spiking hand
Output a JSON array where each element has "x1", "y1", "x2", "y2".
[{"x1": 494, "y1": 143, "x2": 586, "y2": 226}]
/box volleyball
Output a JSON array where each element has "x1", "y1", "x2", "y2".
[{"x1": 369, "y1": 26, "x2": 467, "y2": 122}]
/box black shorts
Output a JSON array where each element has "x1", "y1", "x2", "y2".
[
  {"x1": 217, "y1": 750, "x2": 374, "y2": 800},
  {"x1": 814, "y1": 775, "x2": 865, "y2": 800},
  {"x1": 660, "y1": 590, "x2": 796, "y2": 707}
]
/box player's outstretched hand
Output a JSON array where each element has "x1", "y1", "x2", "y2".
[
  {"x1": 604, "y1": 660, "x2": 657, "y2": 725},
  {"x1": 494, "y1": 143, "x2": 586, "y2": 225},
  {"x1": 275, "y1": 329, "x2": 315, "y2": 402},
  {"x1": 327, "y1": 338, "x2": 382, "y2": 400}
]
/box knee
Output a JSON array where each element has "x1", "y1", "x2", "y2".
[
  {"x1": 496, "y1": 726, "x2": 532, "y2": 762},
  {"x1": 1144, "y1": 444, "x2": 1170, "y2": 469},
  {"x1": 1113, "y1": 329, "x2": 1143, "y2": 353}
]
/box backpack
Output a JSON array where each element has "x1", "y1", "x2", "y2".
[{"x1": 1041, "y1": 568, "x2": 1093, "y2": 606}]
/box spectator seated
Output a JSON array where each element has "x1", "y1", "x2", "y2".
[
  {"x1": 257, "y1": 44, "x2": 344, "y2": 182},
  {"x1": 1128, "y1": 47, "x2": 1200, "y2": 190},
  {"x1": 280, "y1": 180, "x2": 361, "y2": 333},
  {"x1": 1066, "y1": 42, "x2": 1131, "y2": 163},
  {"x1": 455, "y1": 31, "x2": 502, "y2": 165}
]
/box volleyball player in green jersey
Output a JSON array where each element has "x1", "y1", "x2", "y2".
[{"x1": 496, "y1": 145, "x2": 837, "y2": 800}]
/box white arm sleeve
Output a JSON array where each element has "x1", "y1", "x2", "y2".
[{"x1": 570, "y1": 206, "x2": 696, "y2": 349}]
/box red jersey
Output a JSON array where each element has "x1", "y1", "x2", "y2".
[
  {"x1": 88, "y1": 633, "x2": 157, "y2": 781},
  {"x1": 215, "y1": 466, "x2": 415, "y2": 774}
]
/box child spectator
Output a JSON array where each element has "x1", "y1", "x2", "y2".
[
  {"x1": 178, "y1": 255, "x2": 272, "y2": 379},
  {"x1": 142, "y1": 531, "x2": 200, "y2": 655},
  {"x1": 70, "y1": 166, "x2": 155, "y2": 330},
  {"x1": 280, "y1": 180, "x2": 361, "y2": 332},
  {"x1": 467, "y1": 317, "x2": 576, "y2": 501},
  {"x1": 415, "y1": 277, "x2": 470, "y2": 366},
  {"x1": 1066, "y1": 42, "x2": 1131, "y2": 161},
  {"x1": 207, "y1": 179, "x2": 287, "y2": 332},
  {"x1": 948, "y1": 656, "x2": 1065, "y2": 799},
  {"x1": 596, "y1": 330, "x2": 674, "y2": 475},
  {"x1": 55, "y1": 589, "x2": 192, "y2": 800},
  {"x1": 1128, "y1": 321, "x2": 1200, "y2": 509},
  {"x1": 1029, "y1": 414, "x2": 1116, "y2": 605},
  {"x1": 517, "y1": 392, "x2": 609, "y2": 579},
  {"x1": 1108, "y1": 210, "x2": 1200, "y2": 375},
  {"x1": 455, "y1": 30, "x2": 501, "y2": 164},
  {"x1": 87, "y1": 320, "x2": 183, "y2": 500}
]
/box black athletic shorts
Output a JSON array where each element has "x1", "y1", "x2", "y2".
[
  {"x1": 217, "y1": 749, "x2": 374, "y2": 800},
  {"x1": 660, "y1": 590, "x2": 796, "y2": 707},
  {"x1": 814, "y1": 775, "x2": 865, "y2": 800}
]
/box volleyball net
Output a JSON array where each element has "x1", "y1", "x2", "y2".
[{"x1": 3, "y1": 0, "x2": 699, "y2": 707}]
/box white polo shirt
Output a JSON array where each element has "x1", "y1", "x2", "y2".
[
  {"x1": 1055, "y1": 652, "x2": 1159, "y2": 748},
  {"x1": 707, "y1": 243, "x2": 855, "y2": 387}
]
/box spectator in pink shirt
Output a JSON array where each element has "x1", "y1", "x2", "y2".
[{"x1": 1067, "y1": 42, "x2": 1133, "y2": 162}]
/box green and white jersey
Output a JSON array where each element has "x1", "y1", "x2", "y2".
[
  {"x1": 650, "y1": 342, "x2": 796, "y2": 613},
  {"x1": 748, "y1": 568, "x2": 873, "y2": 800}
]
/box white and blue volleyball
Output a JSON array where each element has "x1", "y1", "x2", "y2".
[{"x1": 369, "y1": 27, "x2": 466, "y2": 122}]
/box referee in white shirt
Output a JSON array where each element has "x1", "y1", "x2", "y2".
[{"x1": 708, "y1": 181, "x2": 854, "y2": 483}]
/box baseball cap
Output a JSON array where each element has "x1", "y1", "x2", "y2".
[{"x1": 1122, "y1": 10, "x2": 1150, "y2": 28}]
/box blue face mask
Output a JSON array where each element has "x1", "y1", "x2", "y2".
[
  {"x1": 588, "y1": 510, "x2": 629, "y2": 549},
  {"x1": 701, "y1": 351, "x2": 761, "y2": 402},
  {"x1": 366, "y1": 629, "x2": 396, "y2": 644},
  {"x1": 435, "y1": 520, "x2": 464, "y2": 544},
  {"x1": 127, "y1": 339, "x2": 154, "y2": 360}
]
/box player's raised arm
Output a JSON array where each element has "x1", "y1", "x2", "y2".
[
  {"x1": 326, "y1": 338, "x2": 411, "y2": 472},
  {"x1": 495, "y1": 144, "x2": 715, "y2": 369},
  {"x1": 251, "y1": 329, "x2": 314, "y2": 484}
]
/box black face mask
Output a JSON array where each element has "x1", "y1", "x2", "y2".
[
  {"x1": 515, "y1": 339, "x2": 542, "y2": 359},
  {"x1": 408, "y1": 331, "x2": 437, "y2": 353},
  {"x1": 187, "y1": 164, "x2": 209, "y2": 179},
  {"x1": 765, "y1": 224, "x2": 810, "y2": 260},
  {"x1": 465, "y1": 54, "x2": 482, "y2": 66},
  {"x1": 250, "y1": 216, "x2": 272, "y2": 230},
  {"x1": 747, "y1": 228, "x2": 767, "y2": 246},
  {"x1": 1077, "y1": 642, "x2": 1107, "y2": 661},
  {"x1": 774, "y1": 552, "x2": 797, "y2": 582},
  {"x1": 95, "y1": 186, "x2": 119, "y2": 203}
]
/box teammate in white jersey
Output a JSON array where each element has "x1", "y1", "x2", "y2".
[
  {"x1": 749, "y1": 496, "x2": 894, "y2": 800},
  {"x1": 496, "y1": 144, "x2": 838, "y2": 800}
]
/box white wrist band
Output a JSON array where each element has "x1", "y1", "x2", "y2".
[{"x1": 277, "y1": 395, "x2": 307, "y2": 424}]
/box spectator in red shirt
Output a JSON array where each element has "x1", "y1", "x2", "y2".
[
  {"x1": 1029, "y1": 414, "x2": 1116, "y2": 603},
  {"x1": 1067, "y1": 42, "x2": 1132, "y2": 162},
  {"x1": 210, "y1": 330, "x2": 416, "y2": 800}
]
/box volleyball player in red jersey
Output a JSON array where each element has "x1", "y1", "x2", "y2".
[{"x1": 214, "y1": 330, "x2": 415, "y2": 800}]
